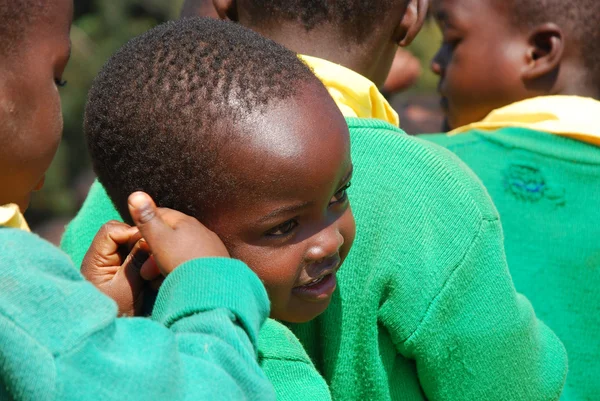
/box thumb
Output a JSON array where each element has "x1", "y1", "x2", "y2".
[{"x1": 128, "y1": 192, "x2": 170, "y2": 248}]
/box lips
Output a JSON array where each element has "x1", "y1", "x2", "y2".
[
  {"x1": 292, "y1": 257, "x2": 341, "y2": 302},
  {"x1": 295, "y1": 256, "x2": 340, "y2": 288}
]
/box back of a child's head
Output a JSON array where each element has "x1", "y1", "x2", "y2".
[
  {"x1": 239, "y1": 0, "x2": 406, "y2": 44},
  {"x1": 504, "y1": 0, "x2": 599, "y2": 85},
  {"x1": 85, "y1": 17, "x2": 320, "y2": 224}
]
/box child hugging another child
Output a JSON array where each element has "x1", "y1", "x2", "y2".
[
  {"x1": 426, "y1": 0, "x2": 600, "y2": 399},
  {"x1": 0, "y1": 1, "x2": 353, "y2": 398},
  {"x1": 64, "y1": 1, "x2": 568, "y2": 400}
]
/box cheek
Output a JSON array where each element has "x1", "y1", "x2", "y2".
[
  {"x1": 228, "y1": 243, "x2": 304, "y2": 298},
  {"x1": 339, "y1": 207, "x2": 356, "y2": 260}
]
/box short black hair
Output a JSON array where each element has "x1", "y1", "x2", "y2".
[
  {"x1": 243, "y1": 0, "x2": 403, "y2": 43},
  {"x1": 502, "y1": 0, "x2": 600, "y2": 88},
  {"x1": 0, "y1": 0, "x2": 49, "y2": 57},
  {"x1": 85, "y1": 17, "x2": 318, "y2": 223}
]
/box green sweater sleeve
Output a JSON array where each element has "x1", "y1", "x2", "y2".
[
  {"x1": 379, "y1": 217, "x2": 567, "y2": 400},
  {"x1": 1, "y1": 229, "x2": 275, "y2": 401},
  {"x1": 61, "y1": 180, "x2": 123, "y2": 267},
  {"x1": 258, "y1": 319, "x2": 332, "y2": 401}
]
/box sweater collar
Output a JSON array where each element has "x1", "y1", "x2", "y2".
[
  {"x1": 299, "y1": 55, "x2": 399, "y2": 127},
  {"x1": 449, "y1": 96, "x2": 600, "y2": 146},
  {"x1": 0, "y1": 204, "x2": 30, "y2": 231}
]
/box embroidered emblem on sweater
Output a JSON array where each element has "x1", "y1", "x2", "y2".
[{"x1": 503, "y1": 163, "x2": 565, "y2": 205}]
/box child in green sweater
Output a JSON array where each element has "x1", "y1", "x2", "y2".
[
  {"x1": 0, "y1": 1, "x2": 280, "y2": 400},
  {"x1": 77, "y1": 16, "x2": 360, "y2": 401},
  {"x1": 63, "y1": 1, "x2": 569, "y2": 400},
  {"x1": 424, "y1": 0, "x2": 600, "y2": 399}
]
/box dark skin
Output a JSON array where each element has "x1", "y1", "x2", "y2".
[
  {"x1": 0, "y1": 0, "x2": 72, "y2": 210},
  {"x1": 211, "y1": 0, "x2": 429, "y2": 88},
  {"x1": 431, "y1": 0, "x2": 600, "y2": 129},
  {"x1": 92, "y1": 80, "x2": 356, "y2": 323},
  {"x1": 201, "y1": 81, "x2": 356, "y2": 323}
]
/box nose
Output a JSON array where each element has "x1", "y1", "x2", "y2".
[{"x1": 305, "y1": 223, "x2": 344, "y2": 263}]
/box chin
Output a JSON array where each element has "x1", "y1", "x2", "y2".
[{"x1": 272, "y1": 301, "x2": 331, "y2": 324}]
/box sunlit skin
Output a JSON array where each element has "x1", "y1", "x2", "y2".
[
  {"x1": 204, "y1": 81, "x2": 356, "y2": 323},
  {"x1": 430, "y1": 0, "x2": 534, "y2": 129},
  {"x1": 0, "y1": 0, "x2": 73, "y2": 210}
]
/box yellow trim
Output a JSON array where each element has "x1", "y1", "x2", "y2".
[
  {"x1": 449, "y1": 96, "x2": 600, "y2": 146},
  {"x1": 0, "y1": 204, "x2": 30, "y2": 231},
  {"x1": 299, "y1": 55, "x2": 399, "y2": 126}
]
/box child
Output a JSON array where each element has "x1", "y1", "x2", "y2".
[
  {"x1": 62, "y1": 3, "x2": 569, "y2": 401},
  {"x1": 424, "y1": 0, "x2": 600, "y2": 399},
  {"x1": 80, "y1": 17, "x2": 356, "y2": 401},
  {"x1": 0, "y1": 1, "x2": 283, "y2": 399}
]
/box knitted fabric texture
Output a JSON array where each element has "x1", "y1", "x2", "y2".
[
  {"x1": 1, "y1": 228, "x2": 275, "y2": 401},
  {"x1": 62, "y1": 118, "x2": 567, "y2": 400},
  {"x1": 288, "y1": 118, "x2": 567, "y2": 400},
  {"x1": 426, "y1": 126, "x2": 600, "y2": 400},
  {"x1": 60, "y1": 187, "x2": 332, "y2": 400}
]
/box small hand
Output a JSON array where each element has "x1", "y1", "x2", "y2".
[{"x1": 81, "y1": 221, "x2": 160, "y2": 316}]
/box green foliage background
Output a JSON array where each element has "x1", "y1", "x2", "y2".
[{"x1": 27, "y1": 0, "x2": 441, "y2": 228}]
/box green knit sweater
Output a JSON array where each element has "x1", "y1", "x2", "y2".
[
  {"x1": 62, "y1": 117, "x2": 567, "y2": 400},
  {"x1": 425, "y1": 127, "x2": 600, "y2": 401},
  {"x1": 0, "y1": 228, "x2": 275, "y2": 400},
  {"x1": 59, "y1": 184, "x2": 331, "y2": 400}
]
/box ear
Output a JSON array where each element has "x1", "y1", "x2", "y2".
[
  {"x1": 522, "y1": 23, "x2": 564, "y2": 81},
  {"x1": 212, "y1": 0, "x2": 238, "y2": 21},
  {"x1": 397, "y1": 0, "x2": 429, "y2": 47}
]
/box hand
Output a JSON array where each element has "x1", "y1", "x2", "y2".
[
  {"x1": 81, "y1": 221, "x2": 161, "y2": 316},
  {"x1": 128, "y1": 192, "x2": 230, "y2": 276}
]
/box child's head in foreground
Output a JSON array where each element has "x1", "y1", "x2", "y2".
[
  {"x1": 431, "y1": 0, "x2": 600, "y2": 129},
  {"x1": 182, "y1": 0, "x2": 426, "y2": 87},
  {"x1": 0, "y1": 0, "x2": 72, "y2": 210},
  {"x1": 86, "y1": 17, "x2": 356, "y2": 324}
]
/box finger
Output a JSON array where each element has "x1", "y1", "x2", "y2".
[
  {"x1": 128, "y1": 192, "x2": 173, "y2": 250},
  {"x1": 122, "y1": 240, "x2": 150, "y2": 272},
  {"x1": 140, "y1": 255, "x2": 161, "y2": 281}
]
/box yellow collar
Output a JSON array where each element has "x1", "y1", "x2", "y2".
[
  {"x1": 299, "y1": 55, "x2": 399, "y2": 126},
  {"x1": 0, "y1": 204, "x2": 30, "y2": 231},
  {"x1": 449, "y1": 96, "x2": 600, "y2": 146}
]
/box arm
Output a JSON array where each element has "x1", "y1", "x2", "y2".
[
  {"x1": 258, "y1": 319, "x2": 332, "y2": 401},
  {"x1": 0, "y1": 231, "x2": 275, "y2": 401},
  {"x1": 380, "y1": 217, "x2": 567, "y2": 400}
]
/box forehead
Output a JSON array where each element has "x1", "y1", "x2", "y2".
[{"x1": 228, "y1": 81, "x2": 351, "y2": 199}]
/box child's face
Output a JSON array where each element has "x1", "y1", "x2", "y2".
[
  {"x1": 207, "y1": 83, "x2": 356, "y2": 323},
  {"x1": 0, "y1": 0, "x2": 72, "y2": 210},
  {"x1": 431, "y1": 0, "x2": 530, "y2": 129}
]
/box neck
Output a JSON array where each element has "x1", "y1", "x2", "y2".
[
  {"x1": 552, "y1": 61, "x2": 599, "y2": 100},
  {"x1": 243, "y1": 22, "x2": 396, "y2": 87}
]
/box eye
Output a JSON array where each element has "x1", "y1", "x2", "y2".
[
  {"x1": 265, "y1": 219, "x2": 298, "y2": 237},
  {"x1": 54, "y1": 78, "x2": 67, "y2": 88},
  {"x1": 330, "y1": 181, "x2": 351, "y2": 205}
]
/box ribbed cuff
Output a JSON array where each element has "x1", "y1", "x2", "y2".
[{"x1": 152, "y1": 257, "x2": 270, "y2": 346}]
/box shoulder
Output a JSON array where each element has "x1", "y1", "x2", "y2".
[{"x1": 347, "y1": 118, "x2": 498, "y2": 222}]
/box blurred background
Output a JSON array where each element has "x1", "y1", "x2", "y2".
[{"x1": 26, "y1": 0, "x2": 443, "y2": 243}]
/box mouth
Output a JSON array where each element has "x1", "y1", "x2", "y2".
[{"x1": 292, "y1": 257, "x2": 341, "y2": 302}]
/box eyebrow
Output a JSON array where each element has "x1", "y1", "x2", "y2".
[
  {"x1": 257, "y1": 201, "x2": 313, "y2": 224},
  {"x1": 340, "y1": 165, "x2": 354, "y2": 187}
]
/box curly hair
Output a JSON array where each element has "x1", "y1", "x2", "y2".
[
  {"x1": 242, "y1": 0, "x2": 405, "y2": 43},
  {"x1": 85, "y1": 17, "x2": 319, "y2": 223}
]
